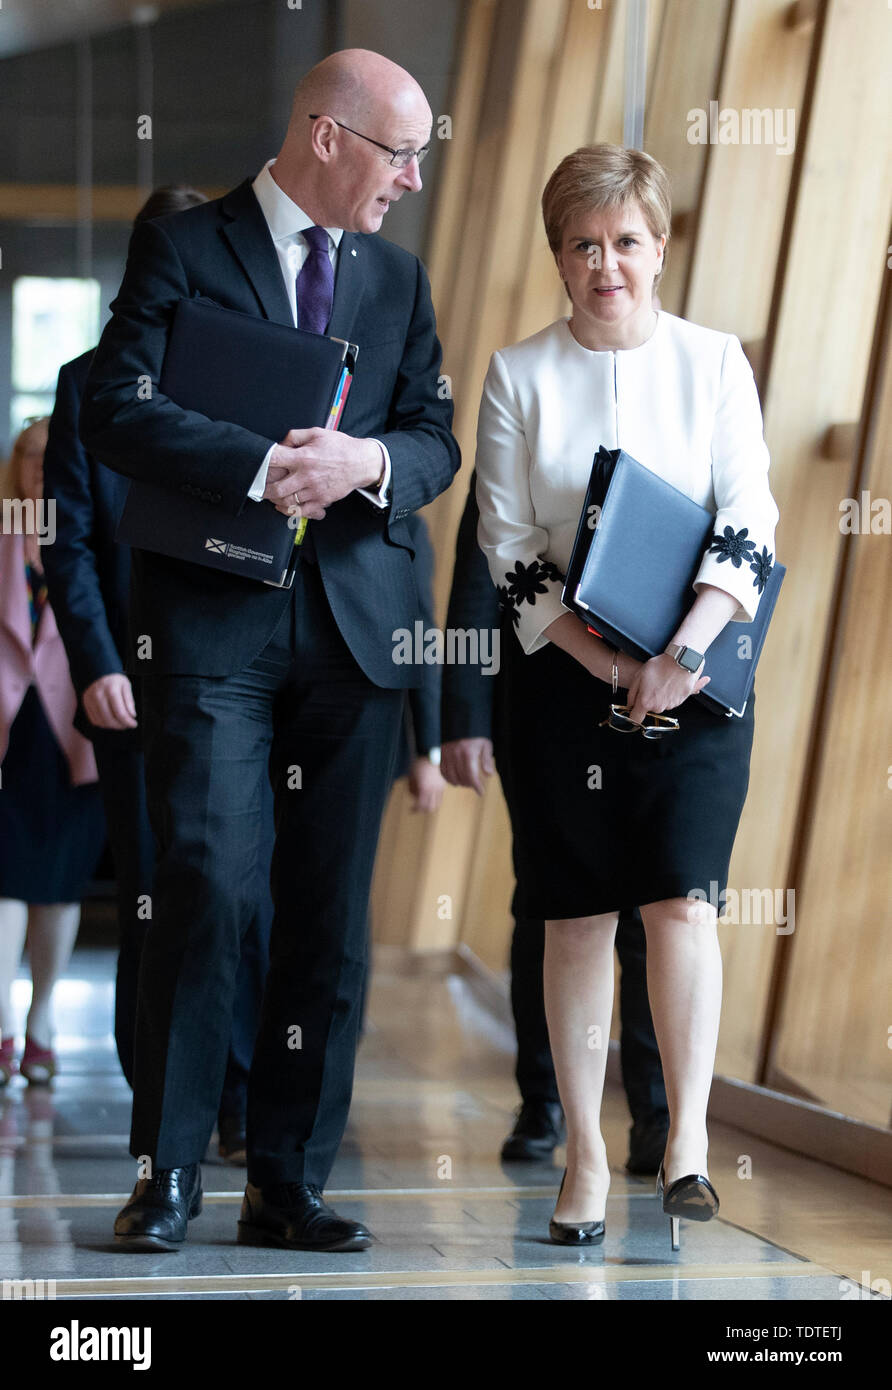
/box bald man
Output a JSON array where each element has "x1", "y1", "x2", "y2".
[{"x1": 81, "y1": 50, "x2": 459, "y2": 1253}]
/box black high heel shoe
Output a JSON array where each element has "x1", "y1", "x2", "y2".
[
  {"x1": 548, "y1": 1168, "x2": 606, "y2": 1246},
  {"x1": 656, "y1": 1161, "x2": 720, "y2": 1251}
]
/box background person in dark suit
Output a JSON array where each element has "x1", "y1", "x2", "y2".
[
  {"x1": 359, "y1": 512, "x2": 445, "y2": 1038},
  {"x1": 79, "y1": 49, "x2": 459, "y2": 1253},
  {"x1": 41, "y1": 185, "x2": 274, "y2": 1166},
  {"x1": 441, "y1": 475, "x2": 669, "y2": 1174},
  {"x1": 389, "y1": 514, "x2": 445, "y2": 800}
]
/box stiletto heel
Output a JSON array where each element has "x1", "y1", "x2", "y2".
[
  {"x1": 656, "y1": 1160, "x2": 719, "y2": 1252},
  {"x1": 549, "y1": 1167, "x2": 606, "y2": 1246}
]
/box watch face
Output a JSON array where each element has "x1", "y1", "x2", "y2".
[{"x1": 680, "y1": 648, "x2": 703, "y2": 672}]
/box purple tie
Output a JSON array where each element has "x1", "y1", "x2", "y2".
[{"x1": 295, "y1": 225, "x2": 334, "y2": 334}]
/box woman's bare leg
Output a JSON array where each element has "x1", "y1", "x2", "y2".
[
  {"x1": 0, "y1": 899, "x2": 29, "y2": 1040},
  {"x1": 544, "y1": 912, "x2": 619, "y2": 1222},
  {"x1": 25, "y1": 903, "x2": 82, "y2": 1046},
  {"x1": 639, "y1": 897, "x2": 722, "y2": 1185}
]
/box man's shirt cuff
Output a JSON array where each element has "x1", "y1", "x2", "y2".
[
  {"x1": 356, "y1": 440, "x2": 391, "y2": 508},
  {"x1": 247, "y1": 445, "x2": 276, "y2": 501},
  {"x1": 251, "y1": 440, "x2": 390, "y2": 507}
]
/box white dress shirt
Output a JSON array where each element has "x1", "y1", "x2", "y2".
[
  {"x1": 246, "y1": 159, "x2": 391, "y2": 507},
  {"x1": 475, "y1": 311, "x2": 779, "y2": 655}
]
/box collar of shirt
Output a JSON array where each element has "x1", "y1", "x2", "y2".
[{"x1": 252, "y1": 159, "x2": 344, "y2": 254}]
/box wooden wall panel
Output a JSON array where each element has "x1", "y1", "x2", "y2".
[
  {"x1": 684, "y1": 0, "x2": 812, "y2": 337},
  {"x1": 768, "y1": 261, "x2": 892, "y2": 1127},
  {"x1": 715, "y1": 0, "x2": 892, "y2": 1081},
  {"x1": 674, "y1": 0, "x2": 816, "y2": 1081},
  {"x1": 513, "y1": 0, "x2": 617, "y2": 341},
  {"x1": 643, "y1": 0, "x2": 730, "y2": 314}
]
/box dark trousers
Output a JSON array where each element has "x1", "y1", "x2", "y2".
[
  {"x1": 92, "y1": 738, "x2": 273, "y2": 1122},
  {"x1": 131, "y1": 557, "x2": 403, "y2": 1187},
  {"x1": 511, "y1": 908, "x2": 668, "y2": 1123}
]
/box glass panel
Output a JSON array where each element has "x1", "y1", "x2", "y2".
[
  {"x1": 10, "y1": 393, "x2": 55, "y2": 440},
  {"x1": 11, "y1": 276, "x2": 100, "y2": 395}
]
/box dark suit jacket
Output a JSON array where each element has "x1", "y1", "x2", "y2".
[
  {"x1": 78, "y1": 178, "x2": 460, "y2": 687},
  {"x1": 441, "y1": 469, "x2": 501, "y2": 744},
  {"x1": 42, "y1": 348, "x2": 139, "y2": 750}
]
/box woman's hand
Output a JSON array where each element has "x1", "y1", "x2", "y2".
[{"x1": 626, "y1": 653, "x2": 710, "y2": 725}]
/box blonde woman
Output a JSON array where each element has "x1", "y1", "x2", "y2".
[
  {"x1": 475, "y1": 146, "x2": 778, "y2": 1249},
  {"x1": 0, "y1": 419, "x2": 105, "y2": 1085}
]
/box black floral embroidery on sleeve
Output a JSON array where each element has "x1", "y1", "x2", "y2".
[
  {"x1": 749, "y1": 546, "x2": 774, "y2": 594},
  {"x1": 504, "y1": 558, "x2": 564, "y2": 606},
  {"x1": 708, "y1": 526, "x2": 757, "y2": 568},
  {"x1": 496, "y1": 583, "x2": 520, "y2": 628}
]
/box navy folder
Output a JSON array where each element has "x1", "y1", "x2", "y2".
[
  {"x1": 115, "y1": 297, "x2": 357, "y2": 587},
  {"x1": 563, "y1": 447, "x2": 784, "y2": 717}
]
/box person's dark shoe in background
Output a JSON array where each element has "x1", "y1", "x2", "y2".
[
  {"x1": 218, "y1": 1113, "x2": 247, "y2": 1165},
  {"x1": 114, "y1": 1163, "x2": 203, "y2": 1251},
  {"x1": 501, "y1": 1100, "x2": 564, "y2": 1161},
  {"x1": 626, "y1": 1115, "x2": 670, "y2": 1175}
]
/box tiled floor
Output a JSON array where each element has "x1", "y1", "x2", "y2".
[{"x1": 0, "y1": 946, "x2": 888, "y2": 1301}]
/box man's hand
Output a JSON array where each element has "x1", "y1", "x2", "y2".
[
  {"x1": 407, "y1": 757, "x2": 446, "y2": 813},
  {"x1": 82, "y1": 673, "x2": 138, "y2": 730},
  {"x1": 263, "y1": 429, "x2": 382, "y2": 517},
  {"x1": 440, "y1": 738, "x2": 495, "y2": 796}
]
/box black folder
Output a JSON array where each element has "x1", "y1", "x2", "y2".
[
  {"x1": 115, "y1": 297, "x2": 357, "y2": 587},
  {"x1": 563, "y1": 447, "x2": 784, "y2": 718}
]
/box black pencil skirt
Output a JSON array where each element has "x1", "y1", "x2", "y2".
[{"x1": 492, "y1": 622, "x2": 755, "y2": 921}]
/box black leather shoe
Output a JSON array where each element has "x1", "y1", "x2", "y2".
[
  {"x1": 626, "y1": 1115, "x2": 670, "y2": 1175},
  {"x1": 114, "y1": 1164, "x2": 202, "y2": 1251},
  {"x1": 218, "y1": 1114, "x2": 247, "y2": 1166},
  {"x1": 501, "y1": 1101, "x2": 564, "y2": 1161},
  {"x1": 237, "y1": 1182, "x2": 372, "y2": 1252}
]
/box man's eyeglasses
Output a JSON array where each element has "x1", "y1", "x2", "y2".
[
  {"x1": 308, "y1": 114, "x2": 430, "y2": 169},
  {"x1": 599, "y1": 704, "x2": 680, "y2": 739}
]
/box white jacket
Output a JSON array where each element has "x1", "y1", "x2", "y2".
[{"x1": 475, "y1": 311, "x2": 779, "y2": 655}]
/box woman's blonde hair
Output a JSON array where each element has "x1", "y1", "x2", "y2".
[
  {"x1": 542, "y1": 143, "x2": 671, "y2": 284},
  {"x1": 3, "y1": 417, "x2": 49, "y2": 499}
]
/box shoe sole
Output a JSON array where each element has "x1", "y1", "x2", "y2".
[
  {"x1": 548, "y1": 1224, "x2": 606, "y2": 1246},
  {"x1": 236, "y1": 1221, "x2": 372, "y2": 1252},
  {"x1": 113, "y1": 1233, "x2": 185, "y2": 1252},
  {"x1": 662, "y1": 1201, "x2": 719, "y2": 1222}
]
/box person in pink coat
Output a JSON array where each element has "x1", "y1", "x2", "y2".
[{"x1": 0, "y1": 418, "x2": 105, "y2": 1085}]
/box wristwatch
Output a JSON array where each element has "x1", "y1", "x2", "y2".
[{"x1": 665, "y1": 642, "x2": 705, "y2": 673}]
